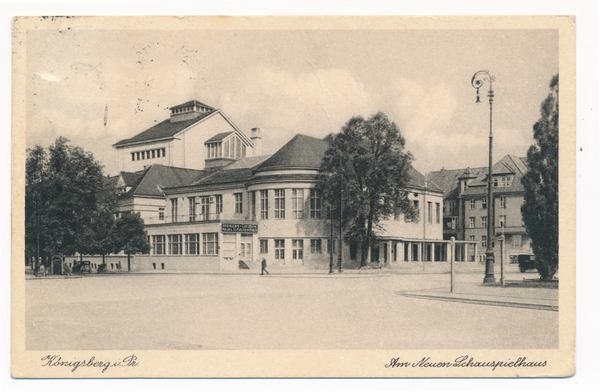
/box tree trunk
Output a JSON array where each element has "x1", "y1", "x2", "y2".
[
  {"x1": 363, "y1": 200, "x2": 376, "y2": 268},
  {"x1": 127, "y1": 253, "x2": 131, "y2": 272}
]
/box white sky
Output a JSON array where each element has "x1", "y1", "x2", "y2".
[{"x1": 26, "y1": 26, "x2": 558, "y2": 176}]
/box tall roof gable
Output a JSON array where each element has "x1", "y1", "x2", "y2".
[{"x1": 113, "y1": 110, "x2": 217, "y2": 148}]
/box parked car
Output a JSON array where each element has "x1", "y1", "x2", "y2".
[
  {"x1": 73, "y1": 260, "x2": 91, "y2": 274},
  {"x1": 517, "y1": 254, "x2": 536, "y2": 273}
]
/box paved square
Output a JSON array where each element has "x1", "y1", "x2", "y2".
[{"x1": 26, "y1": 272, "x2": 558, "y2": 350}]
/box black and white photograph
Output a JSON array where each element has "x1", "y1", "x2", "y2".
[{"x1": 11, "y1": 14, "x2": 577, "y2": 379}]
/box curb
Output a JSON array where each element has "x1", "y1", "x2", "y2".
[{"x1": 396, "y1": 292, "x2": 558, "y2": 312}]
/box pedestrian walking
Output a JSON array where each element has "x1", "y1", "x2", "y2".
[
  {"x1": 39, "y1": 263, "x2": 46, "y2": 277},
  {"x1": 261, "y1": 258, "x2": 269, "y2": 275}
]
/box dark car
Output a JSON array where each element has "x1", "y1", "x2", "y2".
[
  {"x1": 73, "y1": 260, "x2": 91, "y2": 274},
  {"x1": 518, "y1": 254, "x2": 536, "y2": 273}
]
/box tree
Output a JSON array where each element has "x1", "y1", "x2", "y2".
[
  {"x1": 521, "y1": 74, "x2": 559, "y2": 281},
  {"x1": 25, "y1": 137, "x2": 110, "y2": 271},
  {"x1": 113, "y1": 212, "x2": 151, "y2": 271},
  {"x1": 320, "y1": 112, "x2": 416, "y2": 267}
]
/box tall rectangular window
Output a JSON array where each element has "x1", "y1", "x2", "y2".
[
  {"x1": 499, "y1": 215, "x2": 506, "y2": 227},
  {"x1": 469, "y1": 217, "x2": 476, "y2": 228},
  {"x1": 131, "y1": 153, "x2": 135, "y2": 161},
  {"x1": 188, "y1": 197, "x2": 196, "y2": 222},
  {"x1": 260, "y1": 190, "x2": 269, "y2": 219},
  {"x1": 241, "y1": 234, "x2": 252, "y2": 258},
  {"x1": 435, "y1": 203, "x2": 440, "y2": 224},
  {"x1": 161, "y1": 148, "x2": 166, "y2": 157},
  {"x1": 292, "y1": 240, "x2": 303, "y2": 260},
  {"x1": 260, "y1": 239, "x2": 268, "y2": 254},
  {"x1": 427, "y1": 202, "x2": 432, "y2": 224},
  {"x1": 235, "y1": 193, "x2": 243, "y2": 214},
  {"x1": 171, "y1": 198, "x2": 178, "y2": 223},
  {"x1": 152, "y1": 235, "x2": 165, "y2": 255},
  {"x1": 214, "y1": 195, "x2": 223, "y2": 216},
  {"x1": 481, "y1": 216, "x2": 487, "y2": 228},
  {"x1": 274, "y1": 239, "x2": 285, "y2": 260},
  {"x1": 274, "y1": 189, "x2": 285, "y2": 219},
  {"x1": 310, "y1": 189, "x2": 321, "y2": 219},
  {"x1": 185, "y1": 234, "x2": 199, "y2": 255},
  {"x1": 224, "y1": 140, "x2": 230, "y2": 158},
  {"x1": 158, "y1": 207, "x2": 165, "y2": 221},
  {"x1": 481, "y1": 235, "x2": 487, "y2": 248},
  {"x1": 251, "y1": 191, "x2": 256, "y2": 219},
  {"x1": 500, "y1": 196, "x2": 506, "y2": 209},
  {"x1": 470, "y1": 199, "x2": 476, "y2": 209},
  {"x1": 201, "y1": 197, "x2": 210, "y2": 220},
  {"x1": 292, "y1": 189, "x2": 304, "y2": 219},
  {"x1": 168, "y1": 234, "x2": 182, "y2": 255},
  {"x1": 310, "y1": 239, "x2": 322, "y2": 254},
  {"x1": 482, "y1": 198, "x2": 488, "y2": 209},
  {"x1": 202, "y1": 233, "x2": 219, "y2": 255}
]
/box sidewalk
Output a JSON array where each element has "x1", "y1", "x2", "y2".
[{"x1": 395, "y1": 273, "x2": 559, "y2": 312}]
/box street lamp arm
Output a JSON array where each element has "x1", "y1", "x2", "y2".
[{"x1": 471, "y1": 70, "x2": 493, "y2": 91}]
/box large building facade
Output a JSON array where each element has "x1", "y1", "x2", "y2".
[
  {"x1": 111, "y1": 100, "x2": 446, "y2": 271},
  {"x1": 428, "y1": 155, "x2": 533, "y2": 263}
]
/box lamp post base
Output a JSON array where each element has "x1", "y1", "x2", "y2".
[
  {"x1": 483, "y1": 275, "x2": 496, "y2": 284},
  {"x1": 483, "y1": 250, "x2": 496, "y2": 284}
]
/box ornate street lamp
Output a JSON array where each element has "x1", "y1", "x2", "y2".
[{"x1": 471, "y1": 70, "x2": 496, "y2": 284}]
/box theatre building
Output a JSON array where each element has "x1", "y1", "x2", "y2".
[
  {"x1": 111, "y1": 100, "x2": 446, "y2": 271},
  {"x1": 131, "y1": 134, "x2": 445, "y2": 271}
]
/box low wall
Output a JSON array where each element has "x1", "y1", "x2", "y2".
[
  {"x1": 63, "y1": 255, "x2": 130, "y2": 272},
  {"x1": 132, "y1": 255, "x2": 220, "y2": 271}
]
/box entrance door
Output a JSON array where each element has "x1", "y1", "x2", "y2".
[
  {"x1": 240, "y1": 234, "x2": 253, "y2": 263},
  {"x1": 222, "y1": 234, "x2": 237, "y2": 260},
  {"x1": 371, "y1": 245, "x2": 380, "y2": 262}
]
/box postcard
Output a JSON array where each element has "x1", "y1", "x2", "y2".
[{"x1": 11, "y1": 15, "x2": 575, "y2": 378}]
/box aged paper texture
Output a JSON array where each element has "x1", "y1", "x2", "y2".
[{"x1": 12, "y1": 15, "x2": 575, "y2": 378}]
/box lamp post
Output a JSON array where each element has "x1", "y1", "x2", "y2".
[{"x1": 471, "y1": 70, "x2": 496, "y2": 284}]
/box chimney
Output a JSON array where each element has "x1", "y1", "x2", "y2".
[{"x1": 251, "y1": 128, "x2": 263, "y2": 156}]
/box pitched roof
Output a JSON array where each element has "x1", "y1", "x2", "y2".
[
  {"x1": 429, "y1": 155, "x2": 528, "y2": 198},
  {"x1": 192, "y1": 168, "x2": 255, "y2": 187},
  {"x1": 408, "y1": 166, "x2": 444, "y2": 193},
  {"x1": 170, "y1": 100, "x2": 214, "y2": 111},
  {"x1": 254, "y1": 134, "x2": 330, "y2": 173},
  {"x1": 428, "y1": 167, "x2": 487, "y2": 197},
  {"x1": 118, "y1": 164, "x2": 209, "y2": 198},
  {"x1": 222, "y1": 155, "x2": 271, "y2": 170},
  {"x1": 205, "y1": 131, "x2": 235, "y2": 143},
  {"x1": 112, "y1": 110, "x2": 216, "y2": 147},
  {"x1": 120, "y1": 171, "x2": 144, "y2": 187},
  {"x1": 462, "y1": 155, "x2": 528, "y2": 196},
  {"x1": 183, "y1": 156, "x2": 271, "y2": 188}
]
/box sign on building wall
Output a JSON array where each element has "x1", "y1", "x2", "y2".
[{"x1": 221, "y1": 223, "x2": 258, "y2": 233}]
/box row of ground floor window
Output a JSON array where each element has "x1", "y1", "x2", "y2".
[{"x1": 147, "y1": 233, "x2": 486, "y2": 263}]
